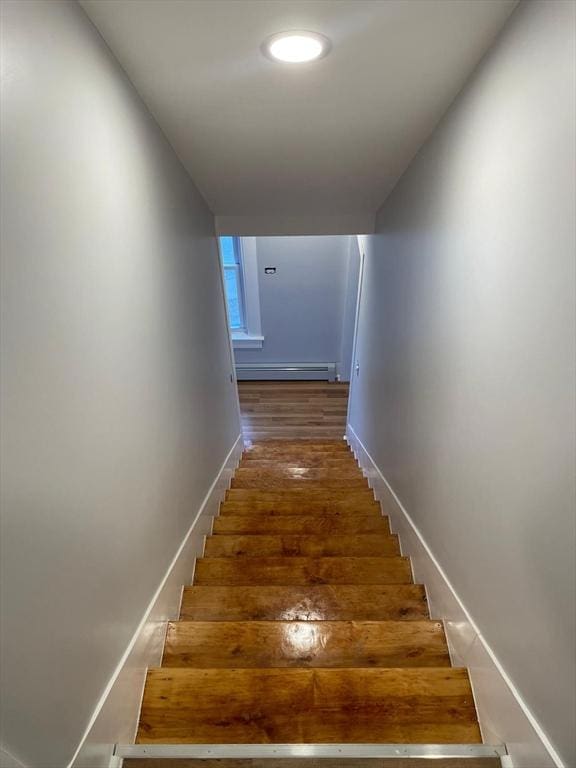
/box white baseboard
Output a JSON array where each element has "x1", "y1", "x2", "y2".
[
  {"x1": 69, "y1": 434, "x2": 243, "y2": 768},
  {"x1": 346, "y1": 424, "x2": 562, "y2": 768}
]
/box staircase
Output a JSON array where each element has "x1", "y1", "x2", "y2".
[{"x1": 119, "y1": 440, "x2": 505, "y2": 767}]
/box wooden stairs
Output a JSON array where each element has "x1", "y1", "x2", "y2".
[{"x1": 120, "y1": 440, "x2": 505, "y2": 768}]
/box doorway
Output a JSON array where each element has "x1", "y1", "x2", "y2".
[{"x1": 218, "y1": 235, "x2": 363, "y2": 440}]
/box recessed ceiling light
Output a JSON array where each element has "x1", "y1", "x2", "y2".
[{"x1": 262, "y1": 31, "x2": 331, "y2": 64}]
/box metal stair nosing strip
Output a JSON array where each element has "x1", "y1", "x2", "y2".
[{"x1": 114, "y1": 743, "x2": 508, "y2": 760}]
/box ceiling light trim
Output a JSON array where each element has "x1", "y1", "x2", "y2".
[{"x1": 261, "y1": 30, "x2": 332, "y2": 64}]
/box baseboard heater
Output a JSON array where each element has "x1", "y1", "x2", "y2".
[{"x1": 235, "y1": 362, "x2": 337, "y2": 382}]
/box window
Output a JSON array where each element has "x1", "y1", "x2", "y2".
[
  {"x1": 219, "y1": 236, "x2": 264, "y2": 349},
  {"x1": 220, "y1": 236, "x2": 245, "y2": 330}
]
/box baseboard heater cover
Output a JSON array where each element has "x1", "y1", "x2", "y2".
[
  {"x1": 114, "y1": 743, "x2": 508, "y2": 759},
  {"x1": 236, "y1": 362, "x2": 337, "y2": 381}
]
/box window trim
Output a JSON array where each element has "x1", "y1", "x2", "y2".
[
  {"x1": 232, "y1": 237, "x2": 263, "y2": 349},
  {"x1": 221, "y1": 236, "x2": 246, "y2": 331},
  {"x1": 223, "y1": 261, "x2": 245, "y2": 331}
]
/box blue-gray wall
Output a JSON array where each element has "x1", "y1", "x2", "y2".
[{"x1": 234, "y1": 236, "x2": 351, "y2": 372}]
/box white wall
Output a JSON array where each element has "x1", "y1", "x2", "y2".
[
  {"x1": 339, "y1": 237, "x2": 362, "y2": 382},
  {"x1": 0, "y1": 2, "x2": 240, "y2": 766},
  {"x1": 234, "y1": 236, "x2": 351, "y2": 368},
  {"x1": 348, "y1": 1, "x2": 575, "y2": 766}
]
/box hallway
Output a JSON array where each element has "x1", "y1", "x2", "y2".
[{"x1": 1, "y1": 2, "x2": 574, "y2": 768}]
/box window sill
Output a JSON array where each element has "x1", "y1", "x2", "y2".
[{"x1": 232, "y1": 333, "x2": 264, "y2": 349}]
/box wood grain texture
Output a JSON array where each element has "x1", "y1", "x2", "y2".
[
  {"x1": 231, "y1": 477, "x2": 369, "y2": 489},
  {"x1": 223, "y1": 491, "x2": 377, "y2": 515},
  {"x1": 193, "y1": 556, "x2": 413, "y2": 586},
  {"x1": 133, "y1": 437, "x2": 482, "y2": 749},
  {"x1": 240, "y1": 457, "x2": 359, "y2": 467},
  {"x1": 241, "y1": 400, "x2": 347, "y2": 408},
  {"x1": 225, "y1": 488, "x2": 374, "y2": 500},
  {"x1": 234, "y1": 467, "x2": 364, "y2": 480},
  {"x1": 242, "y1": 452, "x2": 352, "y2": 462},
  {"x1": 136, "y1": 667, "x2": 481, "y2": 744},
  {"x1": 220, "y1": 501, "x2": 380, "y2": 518},
  {"x1": 239, "y1": 383, "x2": 349, "y2": 443},
  {"x1": 204, "y1": 534, "x2": 399, "y2": 558},
  {"x1": 212, "y1": 514, "x2": 391, "y2": 536},
  {"x1": 244, "y1": 439, "x2": 349, "y2": 449},
  {"x1": 241, "y1": 392, "x2": 348, "y2": 400},
  {"x1": 162, "y1": 620, "x2": 450, "y2": 668},
  {"x1": 180, "y1": 585, "x2": 429, "y2": 621}
]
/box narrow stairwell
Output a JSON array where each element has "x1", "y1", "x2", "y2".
[{"x1": 121, "y1": 440, "x2": 505, "y2": 767}]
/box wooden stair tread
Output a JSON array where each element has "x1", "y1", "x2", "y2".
[
  {"x1": 242, "y1": 452, "x2": 356, "y2": 459},
  {"x1": 136, "y1": 667, "x2": 481, "y2": 744},
  {"x1": 243, "y1": 452, "x2": 354, "y2": 461},
  {"x1": 234, "y1": 468, "x2": 364, "y2": 480},
  {"x1": 193, "y1": 556, "x2": 412, "y2": 586},
  {"x1": 212, "y1": 515, "x2": 391, "y2": 535},
  {"x1": 133, "y1": 424, "x2": 483, "y2": 749},
  {"x1": 231, "y1": 478, "x2": 369, "y2": 489},
  {"x1": 162, "y1": 620, "x2": 450, "y2": 668},
  {"x1": 180, "y1": 585, "x2": 429, "y2": 621},
  {"x1": 226, "y1": 488, "x2": 374, "y2": 499},
  {"x1": 204, "y1": 534, "x2": 399, "y2": 558},
  {"x1": 220, "y1": 501, "x2": 380, "y2": 517}
]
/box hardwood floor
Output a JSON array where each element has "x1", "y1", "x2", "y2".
[
  {"x1": 239, "y1": 381, "x2": 349, "y2": 441},
  {"x1": 134, "y1": 440, "x2": 487, "y2": 757}
]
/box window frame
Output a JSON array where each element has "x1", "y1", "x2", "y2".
[
  {"x1": 221, "y1": 237, "x2": 245, "y2": 331},
  {"x1": 219, "y1": 236, "x2": 263, "y2": 349}
]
